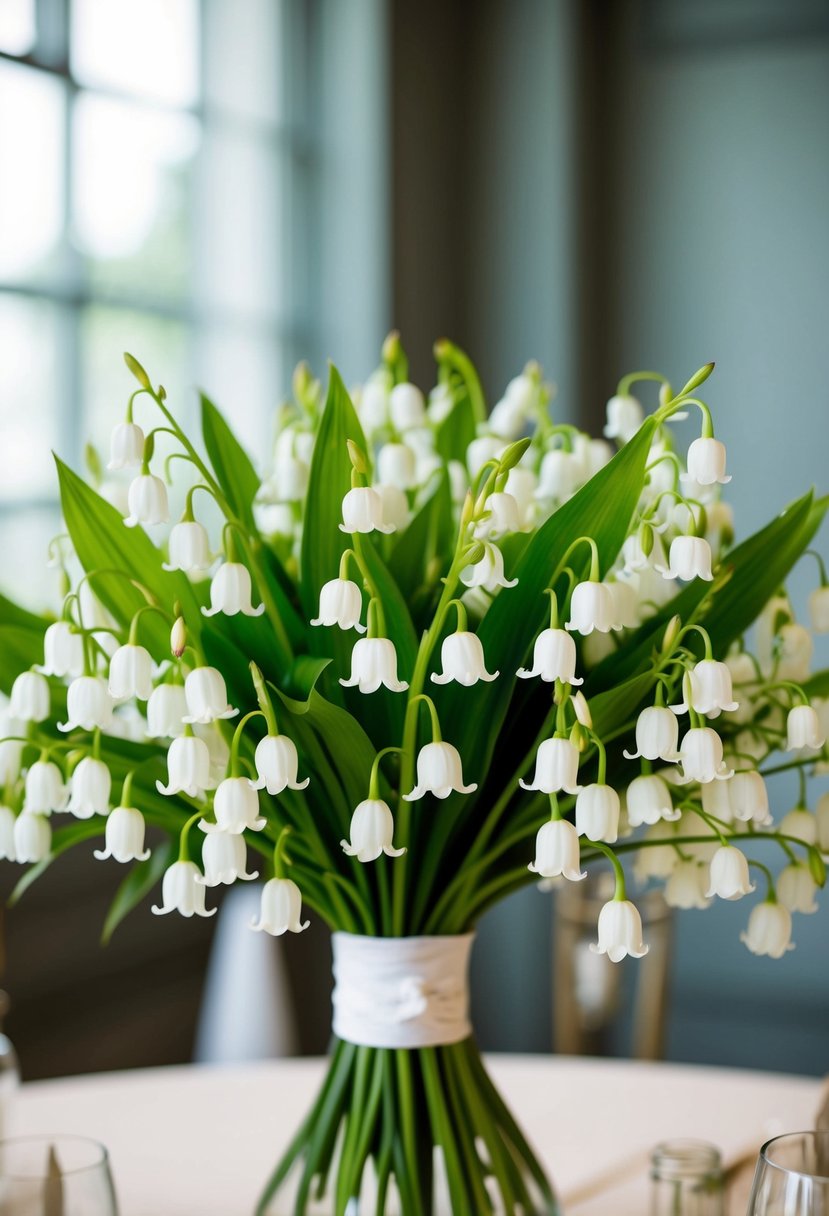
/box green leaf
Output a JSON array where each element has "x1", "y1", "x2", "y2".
[
  {"x1": 388, "y1": 471, "x2": 453, "y2": 607},
  {"x1": 300, "y1": 366, "x2": 367, "y2": 617},
  {"x1": 0, "y1": 591, "x2": 47, "y2": 634},
  {"x1": 434, "y1": 393, "x2": 476, "y2": 465},
  {"x1": 200, "y1": 392, "x2": 261, "y2": 532},
  {"x1": 56, "y1": 458, "x2": 202, "y2": 656},
  {"x1": 0, "y1": 625, "x2": 46, "y2": 695},
  {"x1": 102, "y1": 838, "x2": 176, "y2": 944},
  {"x1": 8, "y1": 817, "x2": 106, "y2": 907}
]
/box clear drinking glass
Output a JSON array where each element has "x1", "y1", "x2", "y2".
[
  {"x1": 0, "y1": 1135, "x2": 118, "y2": 1215},
  {"x1": 650, "y1": 1139, "x2": 724, "y2": 1215},
  {"x1": 748, "y1": 1132, "x2": 829, "y2": 1216}
]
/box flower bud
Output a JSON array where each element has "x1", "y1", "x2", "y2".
[{"x1": 171, "y1": 616, "x2": 187, "y2": 659}]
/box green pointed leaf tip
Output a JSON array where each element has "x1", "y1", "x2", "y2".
[
  {"x1": 123, "y1": 352, "x2": 151, "y2": 389},
  {"x1": 677, "y1": 361, "x2": 715, "y2": 397}
]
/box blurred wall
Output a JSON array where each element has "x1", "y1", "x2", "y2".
[{"x1": 391, "y1": 0, "x2": 829, "y2": 1071}]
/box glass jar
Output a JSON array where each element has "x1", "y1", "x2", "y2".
[
  {"x1": 0, "y1": 992, "x2": 19, "y2": 1143},
  {"x1": 650, "y1": 1139, "x2": 724, "y2": 1216}
]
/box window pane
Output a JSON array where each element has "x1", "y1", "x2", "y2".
[
  {"x1": 0, "y1": 295, "x2": 62, "y2": 504},
  {"x1": 0, "y1": 507, "x2": 62, "y2": 610},
  {"x1": 72, "y1": 93, "x2": 199, "y2": 300},
  {"x1": 0, "y1": 62, "x2": 65, "y2": 282},
  {"x1": 70, "y1": 0, "x2": 199, "y2": 108},
  {"x1": 195, "y1": 130, "x2": 284, "y2": 322},
  {"x1": 196, "y1": 327, "x2": 283, "y2": 456},
  {"x1": 204, "y1": 0, "x2": 285, "y2": 124},
  {"x1": 0, "y1": 0, "x2": 36, "y2": 55},
  {"x1": 80, "y1": 305, "x2": 192, "y2": 458}
]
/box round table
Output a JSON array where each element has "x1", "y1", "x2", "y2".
[{"x1": 12, "y1": 1056, "x2": 821, "y2": 1214}]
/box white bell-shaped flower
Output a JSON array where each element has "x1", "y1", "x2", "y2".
[
  {"x1": 728, "y1": 770, "x2": 771, "y2": 826},
  {"x1": 124, "y1": 473, "x2": 169, "y2": 528},
  {"x1": 146, "y1": 684, "x2": 187, "y2": 738},
  {"x1": 163, "y1": 520, "x2": 212, "y2": 573},
  {"x1": 152, "y1": 860, "x2": 215, "y2": 917},
  {"x1": 14, "y1": 811, "x2": 51, "y2": 863},
  {"x1": 183, "y1": 667, "x2": 239, "y2": 725},
  {"x1": 536, "y1": 450, "x2": 583, "y2": 503},
  {"x1": 657, "y1": 535, "x2": 714, "y2": 582},
  {"x1": 778, "y1": 806, "x2": 816, "y2": 845},
  {"x1": 575, "y1": 784, "x2": 620, "y2": 843},
  {"x1": 375, "y1": 484, "x2": 410, "y2": 532},
  {"x1": 251, "y1": 734, "x2": 309, "y2": 795},
  {"x1": 94, "y1": 806, "x2": 150, "y2": 863},
  {"x1": 341, "y1": 798, "x2": 406, "y2": 862},
  {"x1": 677, "y1": 727, "x2": 732, "y2": 783},
  {"x1": 340, "y1": 637, "x2": 409, "y2": 694},
  {"x1": 311, "y1": 578, "x2": 366, "y2": 633},
  {"x1": 58, "y1": 676, "x2": 114, "y2": 733},
  {"x1": 578, "y1": 436, "x2": 613, "y2": 478},
  {"x1": 528, "y1": 819, "x2": 586, "y2": 881},
  {"x1": 776, "y1": 623, "x2": 813, "y2": 683},
  {"x1": 741, "y1": 902, "x2": 793, "y2": 958},
  {"x1": 624, "y1": 706, "x2": 680, "y2": 762},
  {"x1": 358, "y1": 378, "x2": 390, "y2": 432},
  {"x1": 448, "y1": 460, "x2": 469, "y2": 505},
  {"x1": 621, "y1": 530, "x2": 665, "y2": 575},
  {"x1": 198, "y1": 831, "x2": 258, "y2": 887},
  {"x1": 0, "y1": 735, "x2": 23, "y2": 786},
  {"x1": 203, "y1": 777, "x2": 266, "y2": 834},
  {"x1": 10, "y1": 671, "x2": 50, "y2": 723},
  {"x1": 517, "y1": 628, "x2": 582, "y2": 685},
  {"x1": 431, "y1": 632, "x2": 498, "y2": 687},
  {"x1": 590, "y1": 899, "x2": 649, "y2": 962},
  {"x1": 677, "y1": 660, "x2": 738, "y2": 718},
  {"x1": 40, "y1": 622, "x2": 84, "y2": 678},
  {"x1": 202, "y1": 562, "x2": 264, "y2": 617},
  {"x1": 459, "y1": 542, "x2": 517, "y2": 591},
  {"x1": 777, "y1": 864, "x2": 818, "y2": 915},
  {"x1": 505, "y1": 467, "x2": 537, "y2": 528},
  {"x1": 404, "y1": 741, "x2": 477, "y2": 801},
  {"x1": 23, "y1": 759, "x2": 66, "y2": 814},
  {"x1": 389, "y1": 382, "x2": 426, "y2": 431},
  {"x1": 466, "y1": 435, "x2": 504, "y2": 477},
  {"x1": 685, "y1": 436, "x2": 730, "y2": 486},
  {"x1": 808, "y1": 586, "x2": 829, "y2": 634},
  {"x1": 604, "y1": 394, "x2": 643, "y2": 442},
  {"x1": 156, "y1": 735, "x2": 213, "y2": 796},
  {"x1": 0, "y1": 805, "x2": 16, "y2": 860},
  {"x1": 339, "y1": 486, "x2": 395, "y2": 535},
  {"x1": 107, "y1": 421, "x2": 145, "y2": 470},
  {"x1": 67, "y1": 757, "x2": 111, "y2": 819},
  {"x1": 786, "y1": 704, "x2": 825, "y2": 752},
  {"x1": 607, "y1": 578, "x2": 639, "y2": 630},
  {"x1": 625, "y1": 773, "x2": 676, "y2": 826},
  {"x1": 474, "y1": 491, "x2": 521, "y2": 539},
  {"x1": 255, "y1": 501, "x2": 296, "y2": 539},
  {"x1": 108, "y1": 643, "x2": 154, "y2": 701},
  {"x1": 566, "y1": 581, "x2": 617, "y2": 635},
  {"x1": 706, "y1": 845, "x2": 754, "y2": 900},
  {"x1": 427, "y1": 383, "x2": 454, "y2": 424},
  {"x1": 633, "y1": 823, "x2": 679, "y2": 881},
  {"x1": 520, "y1": 737, "x2": 582, "y2": 795},
  {"x1": 377, "y1": 442, "x2": 417, "y2": 489},
  {"x1": 251, "y1": 877, "x2": 310, "y2": 935},
  {"x1": 271, "y1": 456, "x2": 309, "y2": 502},
  {"x1": 700, "y1": 777, "x2": 733, "y2": 823},
  {"x1": 488, "y1": 392, "x2": 528, "y2": 440},
  {"x1": 664, "y1": 860, "x2": 711, "y2": 909}
]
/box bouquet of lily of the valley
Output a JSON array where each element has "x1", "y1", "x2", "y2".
[{"x1": 1, "y1": 335, "x2": 828, "y2": 1215}]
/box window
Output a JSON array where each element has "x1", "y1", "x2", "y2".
[{"x1": 0, "y1": 0, "x2": 319, "y2": 604}]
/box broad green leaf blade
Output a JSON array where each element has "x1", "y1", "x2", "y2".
[
  {"x1": 300, "y1": 366, "x2": 367, "y2": 618},
  {"x1": 388, "y1": 471, "x2": 453, "y2": 609},
  {"x1": 0, "y1": 592, "x2": 47, "y2": 633},
  {"x1": 200, "y1": 392, "x2": 261, "y2": 531},
  {"x1": 431, "y1": 419, "x2": 658, "y2": 779},
  {"x1": 102, "y1": 838, "x2": 175, "y2": 944},
  {"x1": 0, "y1": 625, "x2": 46, "y2": 694},
  {"x1": 434, "y1": 393, "x2": 476, "y2": 464},
  {"x1": 56, "y1": 459, "x2": 202, "y2": 656}
]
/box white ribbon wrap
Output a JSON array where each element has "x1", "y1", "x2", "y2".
[{"x1": 331, "y1": 932, "x2": 474, "y2": 1049}]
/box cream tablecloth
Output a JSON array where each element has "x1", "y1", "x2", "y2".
[{"x1": 12, "y1": 1055, "x2": 821, "y2": 1214}]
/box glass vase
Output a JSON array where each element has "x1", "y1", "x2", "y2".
[{"x1": 256, "y1": 1037, "x2": 558, "y2": 1215}]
